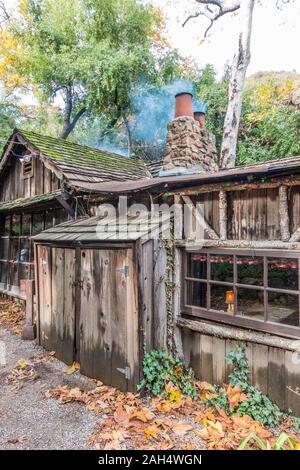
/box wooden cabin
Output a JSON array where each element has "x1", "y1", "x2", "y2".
[
  {"x1": 1, "y1": 91, "x2": 300, "y2": 412},
  {"x1": 0, "y1": 129, "x2": 150, "y2": 298}
]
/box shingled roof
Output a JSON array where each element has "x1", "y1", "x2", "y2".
[{"x1": 0, "y1": 129, "x2": 151, "y2": 189}]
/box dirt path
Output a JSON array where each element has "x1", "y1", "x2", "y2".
[{"x1": 0, "y1": 326, "x2": 98, "y2": 450}]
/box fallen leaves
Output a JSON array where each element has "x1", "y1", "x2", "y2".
[
  {"x1": 0, "y1": 299, "x2": 24, "y2": 334},
  {"x1": 45, "y1": 378, "x2": 300, "y2": 451},
  {"x1": 6, "y1": 359, "x2": 38, "y2": 390}
]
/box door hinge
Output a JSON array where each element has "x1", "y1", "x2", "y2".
[
  {"x1": 116, "y1": 366, "x2": 131, "y2": 380},
  {"x1": 116, "y1": 265, "x2": 129, "y2": 278}
]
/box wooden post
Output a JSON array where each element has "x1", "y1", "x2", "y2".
[
  {"x1": 21, "y1": 280, "x2": 36, "y2": 340},
  {"x1": 219, "y1": 189, "x2": 227, "y2": 240},
  {"x1": 174, "y1": 195, "x2": 183, "y2": 241},
  {"x1": 279, "y1": 185, "x2": 290, "y2": 241}
]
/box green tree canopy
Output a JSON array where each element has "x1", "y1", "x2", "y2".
[{"x1": 1, "y1": 0, "x2": 180, "y2": 139}]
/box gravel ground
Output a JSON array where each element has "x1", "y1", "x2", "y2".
[{"x1": 0, "y1": 326, "x2": 99, "y2": 450}]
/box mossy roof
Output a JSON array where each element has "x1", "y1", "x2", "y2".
[
  {"x1": 0, "y1": 190, "x2": 62, "y2": 213},
  {"x1": 8, "y1": 129, "x2": 151, "y2": 187}
]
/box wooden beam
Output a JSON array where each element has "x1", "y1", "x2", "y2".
[
  {"x1": 176, "y1": 239, "x2": 300, "y2": 250},
  {"x1": 167, "y1": 179, "x2": 300, "y2": 197},
  {"x1": 279, "y1": 185, "x2": 290, "y2": 241},
  {"x1": 177, "y1": 317, "x2": 300, "y2": 351},
  {"x1": 219, "y1": 189, "x2": 227, "y2": 240},
  {"x1": 181, "y1": 195, "x2": 219, "y2": 240}
]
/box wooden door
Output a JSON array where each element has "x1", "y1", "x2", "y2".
[
  {"x1": 79, "y1": 248, "x2": 139, "y2": 391},
  {"x1": 37, "y1": 245, "x2": 76, "y2": 364}
]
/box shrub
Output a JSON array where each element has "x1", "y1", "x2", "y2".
[{"x1": 138, "y1": 349, "x2": 197, "y2": 399}]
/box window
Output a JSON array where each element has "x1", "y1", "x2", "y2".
[
  {"x1": 21, "y1": 158, "x2": 34, "y2": 179},
  {"x1": 184, "y1": 250, "x2": 300, "y2": 338}
]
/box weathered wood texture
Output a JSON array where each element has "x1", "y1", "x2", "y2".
[
  {"x1": 36, "y1": 245, "x2": 140, "y2": 391},
  {"x1": 227, "y1": 188, "x2": 281, "y2": 240},
  {"x1": 180, "y1": 320, "x2": 300, "y2": 415},
  {"x1": 0, "y1": 156, "x2": 60, "y2": 202}
]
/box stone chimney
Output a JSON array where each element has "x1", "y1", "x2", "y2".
[{"x1": 160, "y1": 92, "x2": 219, "y2": 176}]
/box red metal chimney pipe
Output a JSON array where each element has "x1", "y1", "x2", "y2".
[
  {"x1": 175, "y1": 92, "x2": 194, "y2": 118},
  {"x1": 194, "y1": 111, "x2": 206, "y2": 129}
]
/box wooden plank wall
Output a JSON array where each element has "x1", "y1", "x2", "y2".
[
  {"x1": 0, "y1": 156, "x2": 61, "y2": 202},
  {"x1": 181, "y1": 327, "x2": 300, "y2": 415}
]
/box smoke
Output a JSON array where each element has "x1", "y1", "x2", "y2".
[
  {"x1": 91, "y1": 78, "x2": 207, "y2": 159},
  {"x1": 130, "y1": 79, "x2": 197, "y2": 146}
]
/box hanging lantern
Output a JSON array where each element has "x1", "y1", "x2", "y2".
[{"x1": 226, "y1": 290, "x2": 235, "y2": 314}]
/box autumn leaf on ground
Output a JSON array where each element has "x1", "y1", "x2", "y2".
[
  {"x1": 114, "y1": 405, "x2": 130, "y2": 427},
  {"x1": 226, "y1": 384, "x2": 247, "y2": 409},
  {"x1": 64, "y1": 362, "x2": 80, "y2": 375},
  {"x1": 168, "y1": 421, "x2": 193, "y2": 437},
  {"x1": 17, "y1": 359, "x2": 27, "y2": 369},
  {"x1": 130, "y1": 407, "x2": 155, "y2": 423}
]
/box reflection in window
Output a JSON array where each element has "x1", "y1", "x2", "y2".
[
  {"x1": 11, "y1": 215, "x2": 21, "y2": 236},
  {"x1": 45, "y1": 210, "x2": 54, "y2": 229},
  {"x1": 187, "y1": 254, "x2": 207, "y2": 279},
  {"x1": 210, "y1": 285, "x2": 231, "y2": 313},
  {"x1": 32, "y1": 212, "x2": 44, "y2": 235},
  {"x1": 54, "y1": 208, "x2": 68, "y2": 226},
  {"x1": 19, "y1": 239, "x2": 30, "y2": 262},
  {"x1": 268, "y1": 292, "x2": 299, "y2": 326},
  {"x1": 0, "y1": 239, "x2": 9, "y2": 260},
  {"x1": 0, "y1": 261, "x2": 7, "y2": 284},
  {"x1": 237, "y1": 288, "x2": 264, "y2": 321},
  {"x1": 186, "y1": 281, "x2": 207, "y2": 308},
  {"x1": 10, "y1": 238, "x2": 19, "y2": 262},
  {"x1": 1, "y1": 216, "x2": 10, "y2": 236},
  {"x1": 210, "y1": 255, "x2": 233, "y2": 282},
  {"x1": 237, "y1": 256, "x2": 263, "y2": 286},
  {"x1": 21, "y1": 214, "x2": 31, "y2": 236},
  {"x1": 268, "y1": 258, "x2": 298, "y2": 290}
]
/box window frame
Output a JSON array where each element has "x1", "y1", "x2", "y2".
[{"x1": 182, "y1": 248, "x2": 300, "y2": 339}]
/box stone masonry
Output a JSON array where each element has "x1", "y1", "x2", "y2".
[{"x1": 161, "y1": 116, "x2": 219, "y2": 175}]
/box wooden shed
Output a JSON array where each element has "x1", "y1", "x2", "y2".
[{"x1": 32, "y1": 213, "x2": 169, "y2": 391}]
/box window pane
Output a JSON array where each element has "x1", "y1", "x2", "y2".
[
  {"x1": 211, "y1": 285, "x2": 233, "y2": 313},
  {"x1": 11, "y1": 214, "x2": 21, "y2": 236},
  {"x1": 237, "y1": 256, "x2": 263, "y2": 286},
  {"x1": 210, "y1": 255, "x2": 233, "y2": 282},
  {"x1": 0, "y1": 261, "x2": 8, "y2": 284},
  {"x1": 268, "y1": 258, "x2": 298, "y2": 290},
  {"x1": 32, "y1": 212, "x2": 44, "y2": 235},
  {"x1": 187, "y1": 253, "x2": 207, "y2": 279},
  {"x1": 10, "y1": 238, "x2": 19, "y2": 261},
  {"x1": 54, "y1": 208, "x2": 68, "y2": 226},
  {"x1": 45, "y1": 210, "x2": 54, "y2": 229},
  {"x1": 268, "y1": 292, "x2": 299, "y2": 326},
  {"x1": 9, "y1": 261, "x2": 19, "y2": 287},
  {"x1": 21, "y1": 214, "x2": 31, "y2": 236},
  {"x1": 19, "y1": 239, "x2": 30, "y2": 262},
  {"x1": 237, "y1": 288, "x2": 264, "y2": 321},
  {"x1": 0, "y1": 216, "x2": 10, "y2": 236},
  {"x1": 186, "y1": 281, "x2": 207, "y2": 308},
  {"x1": 19, "y1": 263, "x2": 30, "y2": 280},
  {"x1": 0, "y1": 239, "x2": 9, "y2": 260}
]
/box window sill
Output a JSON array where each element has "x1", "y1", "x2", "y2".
[
  {"x1": 178, "y1": 315, "x2": 300, "y2": 349},
  {"x1": 182, "y1": 305, "x2": 300, "y2": 340}
]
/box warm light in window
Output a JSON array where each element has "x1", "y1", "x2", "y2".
[{"x1": 226, "y1": 290, "x2": 235, "y2": 304}]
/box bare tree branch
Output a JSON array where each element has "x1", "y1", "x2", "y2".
[
  {"x1": 0, "y1": 1, "x2": 10, "y2": 28},
  {"x1": 183, "y1": 0, "x2": 240, "y2": 37}
]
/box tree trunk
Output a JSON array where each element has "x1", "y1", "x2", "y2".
[
  {"x1": 59, "y1": 86, "x2": 86, "y2": 140},
  {"x1": 219, "y1": 0, "x2": 255, "y2": 169}
]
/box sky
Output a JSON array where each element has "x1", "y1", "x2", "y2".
[
  {"x1": 152, "y1": 0, "x2": 300, "y2": 77},
  {"x1": 3, "y1": 0, "x2": 300, "y2": 78}
]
